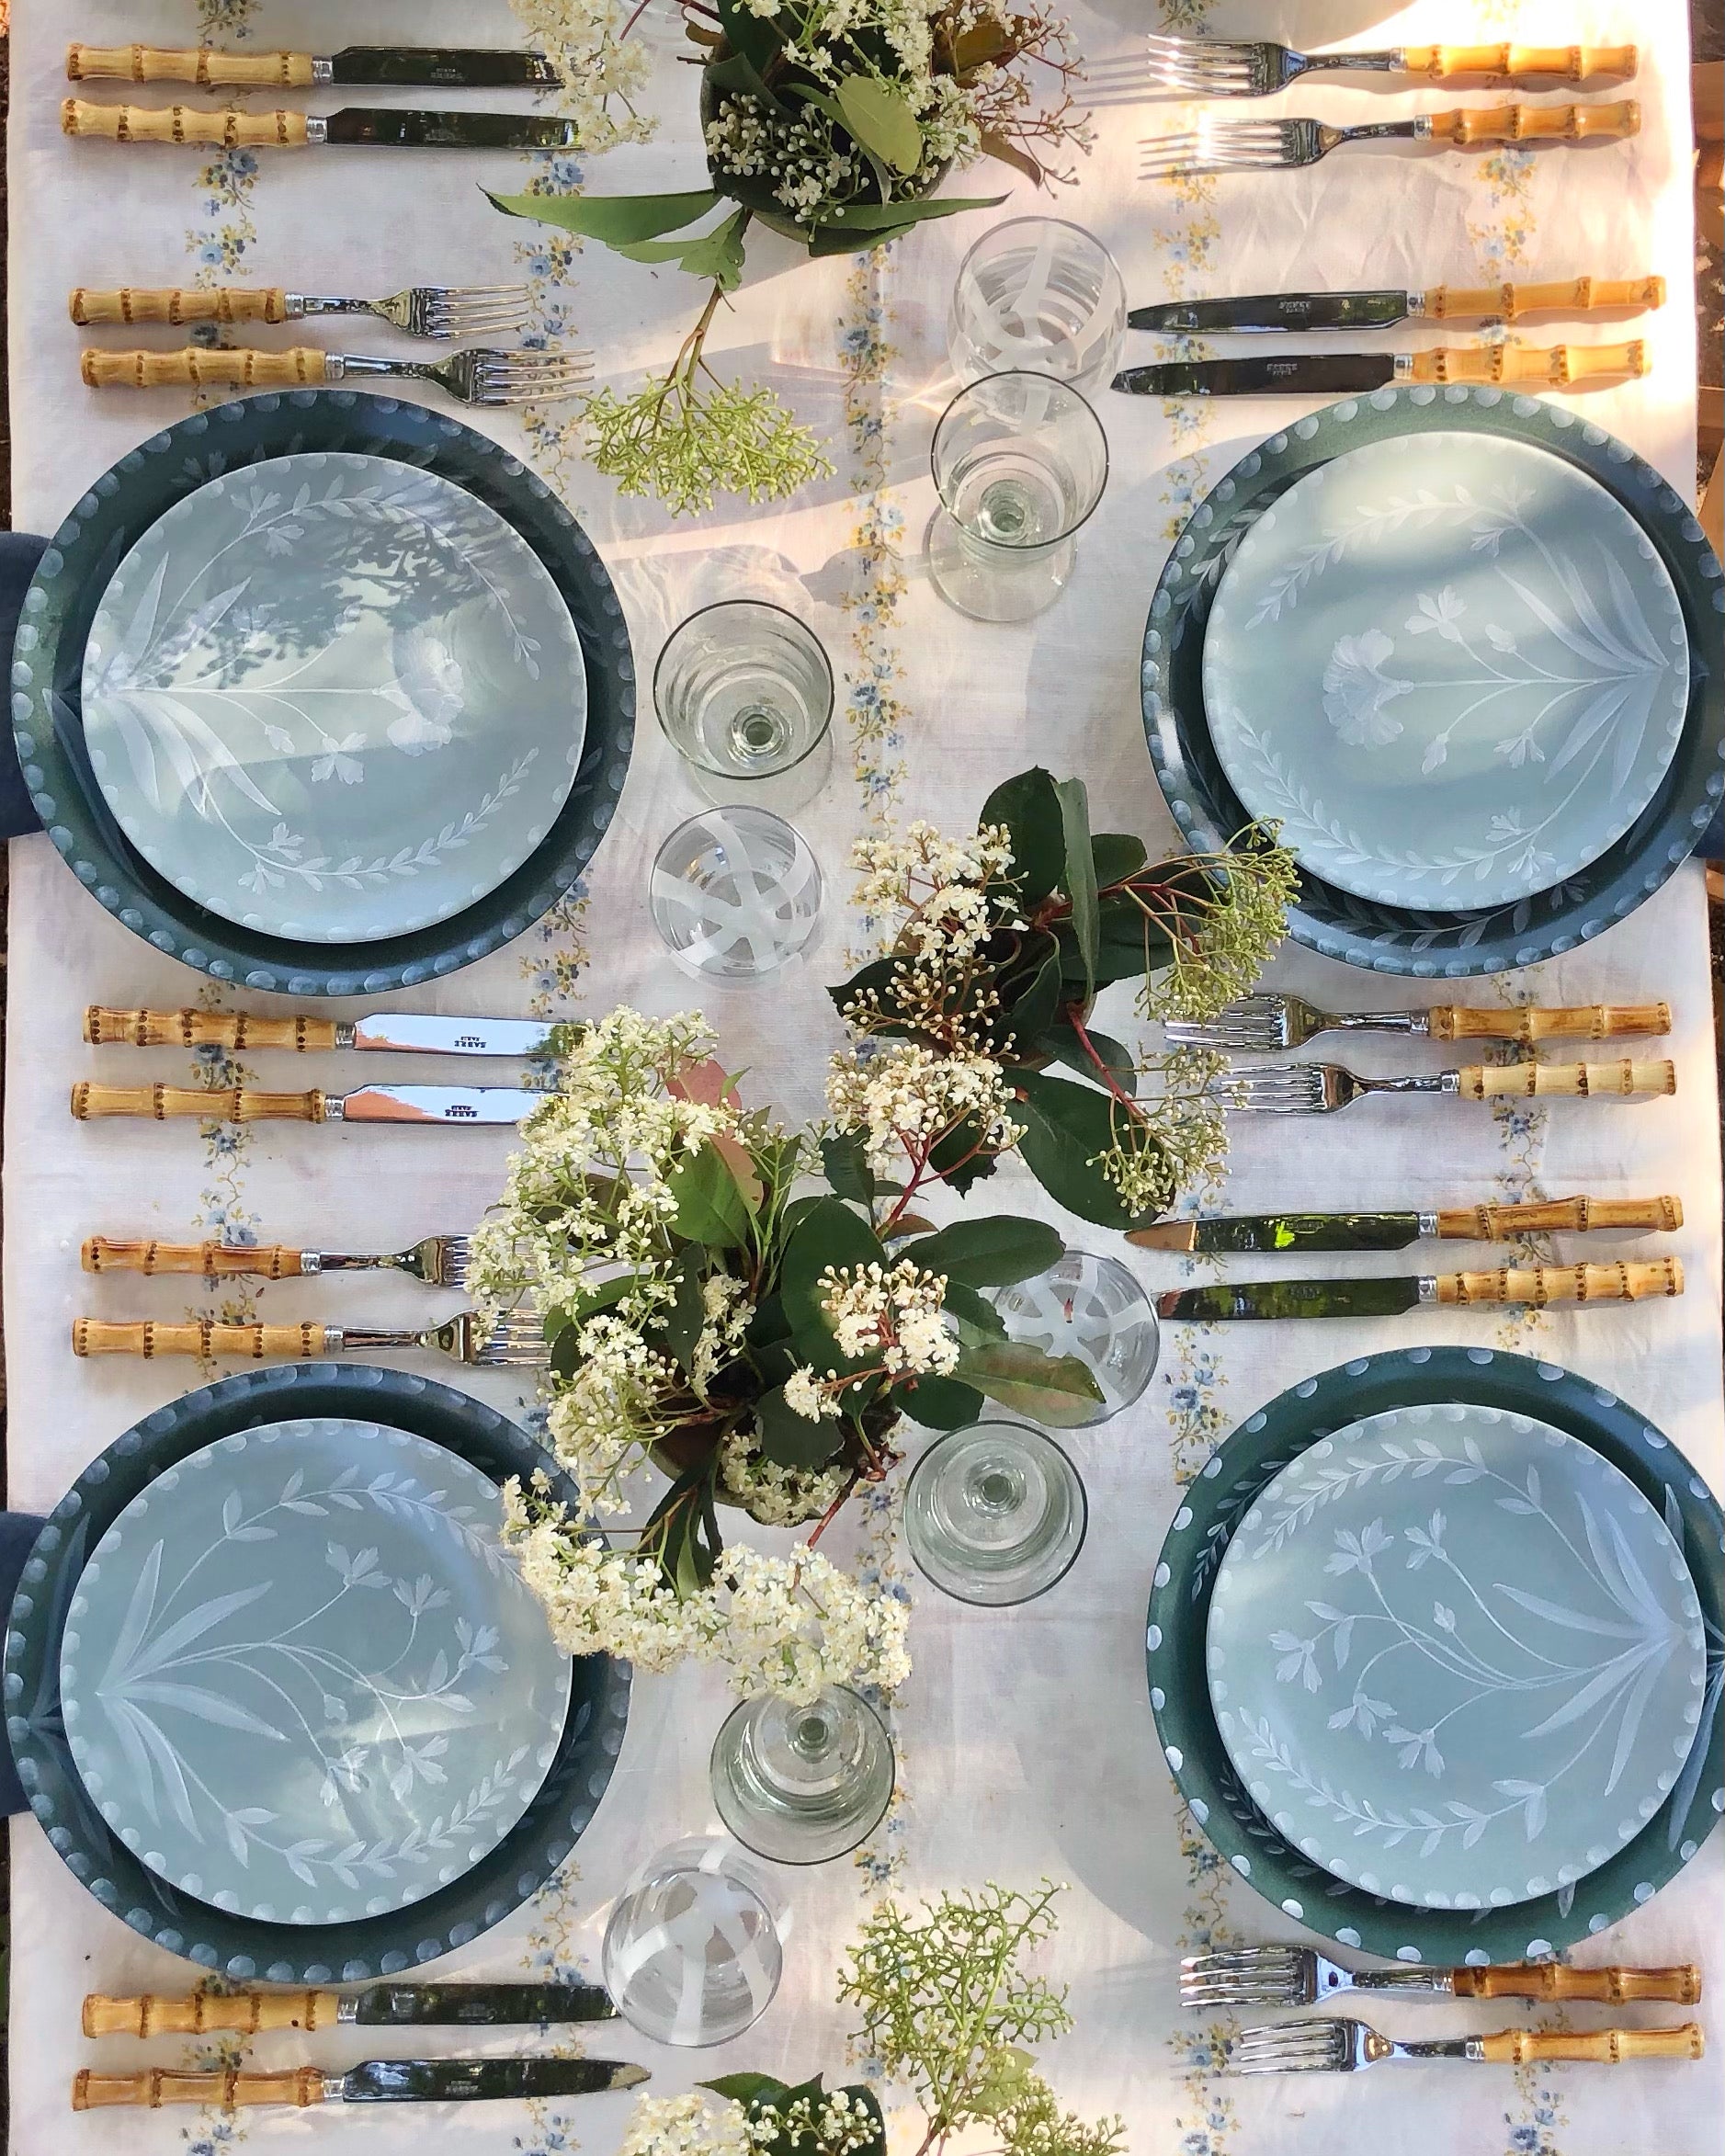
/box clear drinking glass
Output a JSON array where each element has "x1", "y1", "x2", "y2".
[
  {"x1": 649, "y1": 805, "x2": 823, "y2": 981},
  {"x1": 710, "y1": 1685, "x2": 895, "y2": 1865},
  {"x1": 654, "y1": 600, "x2": 835, "y2": 814},
  {"x1": 903, "y1": 1419, "x2": 1088, "y2": 1606},
  {"x1": 948, "y1": 219, "x2": 1128, "y2": 391},
  {"x1": 988, "y1": 1250, "x2": 1159, "y2": 1425},
  {"x1": 926, "y1": 371, "x2": 1109, "y2": 623},
  {"x1": 601, "y1": 1834, "x2": 785, "y2": 2047}
]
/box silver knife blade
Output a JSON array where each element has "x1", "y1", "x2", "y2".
[
  {"x1": 322, "y1": 108, "x2": 579, "y2": 150},
  {"x1": 1112, "y1": 354, "x2": 1400, "y2": 397},
  {"x1": 1157, "y1": 1276, "x2": 1423, "y2": 1322},
  {"x1": 1130, "y1": 1211, "x2": 1426, "y2": 1254},
  {"x1": 339, "y1": 2058, "x2": 648, "y2": 2103},
  {"x1": 347, "y1": 1014, "x2": 562, "y2": 1059},
  {"x1": 326, "y1": 46, "x2": 562, "y2": 87},
  {"x1": 1128, "y1": 290, "x2": 1413, "y2": 335},
  {"x1": 346, "y1": 1980, "x2": 617, "y2": 2026},
  {"x1": 333, "y1": 1085, "x2": 546, "y2": 1125}
]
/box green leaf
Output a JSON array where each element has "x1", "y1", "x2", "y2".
[
  {"x1": 834, "y1": 74, "x2": 924, "y2": 174},
  {"x1": 667, "y1": 1141, "x2": 756, "y2": 1249},
  {"x1": 995, "y1": 937, "x2": 1061, "y2": 1048},
  {"x1": 901, "y1": 1215, "x2": 1062, "y2": 1288},
  {"x1": 780, "y1": 1197, "x2": 886, "y2": 1372},
  {"x1": 614, "y1": 208, "x2": 750, "y2": 292},
  {"x1": 1015, "y1": 1071, "x2": 1154, "y2": 1229},
  {"x1": 940, "y1": 1277, "x2": 1008, "y2": 1340},
  {"x1": 642, "y1": 1460, "x2": 723, "y2": 1596},
  {"x1": 952, "y1": 1339, "x2": 1105, "y2": 1426},
  {"x1": 1091, "y1": 832, "x2": 1149, "y2": 888},
  {"x1": 702, "y1": 2075, "x2": 789, "y2": 2106},
  {"x1": 714, "y1": 0, "x2": 783, "y2": 74},
  {"x1": 821, "y1": 1128, "x2": 876, "y2": 1204},
  {"x1": 929, "y1": 1117, "x2": 999, "y2": 1195},
  {"x1": 980, "y1": 767, "x2": 1064, "y2": 902},
  {"x1": 703, "y1": 48, "x2": 787, "y2": 110},
  {"x1": 755, "y1": 1383, "x2": 847, "y2": 1470},
  {"x1": 655, "y1": 1254, "x2": 709, "y2": 1375},
  {"x1": 485, "y1": 187, "x2": 719, "y2": 244},
  {"x1": 902, "y1": 1374, "x2": 985, "y2": 1429},
  {"x1": 1037, "y1": 1019, "x2": 1139, "y2": 1097},
  {"x1": 1056, "y1": 775, "x2": 1097, "y2": 999},
  {"x1": 813, "y1": 192, "x2": 1005, "y2": 230}
]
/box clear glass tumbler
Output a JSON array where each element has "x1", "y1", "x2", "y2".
[
  {"x1": 649, "y1": 805, "x2": 823, "y2": 981},
  {"x1": 903, "y1": 1419, "x2": 1088, "y2": 1606},
  {"x1": 710, "y1": 1685, "x2": 895, "y2": 1865},
  {"x1": 948, "y1": 218, "x2": 1128, "y2": 391},
  {"x1": 600, "y1": 1834, "x2": 784, "y2": 2047},
  {"x1": 988, "y1": 1250, "x2": 1159, "y2": 1425},
  {"x1": 926, "y1": 371, "x2": 1109, "y2": 623},
  {"x1": 654, "y1": 600, "x2": 835, "y2": 814}
]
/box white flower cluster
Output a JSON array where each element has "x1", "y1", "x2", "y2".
[
  {"x1": 851, "y1": 818, "x2": 1017, "y2": 918},
  {"x1": 514, "y1": 0, "x2": 656, "y2": 153},
  {"x1": 705, "y1": 96, "x2": 863, "y2": 217},
  {"x1": 821, "y1": 1260, "x2": 959, "y2": 1376},
  {"x1": 619, "y1": 2089, "x2": 878, "y2": 2156},
  {"x1": 784, "y1": 1367, "x2": 844, "y2": 1423},
  {"x1": 826, "y1": 1041, "x2": 1024, "y2": 1175},
  {"x1": 719, "y1": 1426, "x2": 848, "y2": 1526},
  {"x1": 692, "y1": 1272, "x2": 755, "y2": 1394},
  {"x1": 503, "y1": 1480, "x2": 912, "y2": 1700}
]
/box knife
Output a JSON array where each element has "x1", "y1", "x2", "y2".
[
  {"x1": 85, "y1": 1004, "x2": 564, "y2": 1060},
  {"x1": 1127, "y1": 276, "x2": 1664, "y2": 335},
  {"x1": 1155, "y1": 1258, "x2": 1683, "y2": 1322},
  {"x1": 1113, "y1": 342, "x2": 1647, "y2": 397},
  {"x1": 70, "y1": 1083, "x2": 546, "y2": 1125},
  {"x1": 73, "y1": 2058, "x2": 648, "y2": 2112},
  {"x1": 68, "y1": 42, "x2": 562, "y2": 89},
  {"x1": 1129, "y1": 1194, "x2": 1683, "y2": 1254},
  {"x1": 62, "y1": 100, "x2": 579, "y2": 151},
  {"x1": 84, "y1": 1981, "x2": 617, "y2": 2037}
]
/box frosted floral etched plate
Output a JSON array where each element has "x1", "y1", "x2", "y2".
[
  {"x1": 1202, "y1": 433, "x2": 1690, "y2": 909},
  {"x1": 80, "y1": 452, "x2": 586, "y2": 943},
  {"x1": 59, "y1": 1418, "x2": 571, "y2": 1927},
  {"x1": 1206, "y1": 1403, "x2": 1707, "y2": 1912}
]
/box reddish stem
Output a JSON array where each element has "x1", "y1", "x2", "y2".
[{"x1": 1065, "y1": 1002, "x2": 1145, "y2": 1121}]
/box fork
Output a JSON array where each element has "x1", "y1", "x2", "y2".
[
  {"x1": 71, "y1": 1310, "x2": 546, "y2": 1367},
  {"x1": 1216, "y1": 1058, "x2": 1676, "y2": 1113},
  {"x1": 1165, "y1": 996, "x2": 1671, "y2": 1055},
  {"x1": 70, "y1": 283, "x2": 530, "y2": 341},
  {"x1": 81, "y1": 1235, "x2": 473, "y2": 1289},
  {"x1": 80, "y1": 343, "x2": 593, "y2": 406},
  {"x1": 1087, "y1": 34, "x2": 1638, "y2": 101},
  {"x1": 1183, "y1": 1945, "x2": 1702, "y2": 2011},
  {"x1": 1227, "y1": 2017, "x2": 1703, "y2": 2075},
  {"x1": 1140, "y1": 100, "x2": 1640, "y2": 179}
]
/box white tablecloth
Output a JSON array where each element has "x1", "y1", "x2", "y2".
[{"x1": 6, "y1": 1, "x2": 1720, "y2": 2151}]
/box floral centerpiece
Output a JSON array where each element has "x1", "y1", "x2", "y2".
[
  {"x1": 827, "y1": 767, "x2": 1298, "y2": 1227},
  {"x1": 490, "y1": 0, "x2": 1092, "y2": 512},
  {"x1": 472, "y1": 1009, "x2": 1101, "y2": 1698}
]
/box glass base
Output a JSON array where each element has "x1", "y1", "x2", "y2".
[
  {"x1": 904, "y1": 1420, "x2": 1087, "y2": 1606},
  {"x1": 710, "y1": 1685, "x2": 895, "y2": 1865},
  {"x1": 924, "y1": 505, "x2": 1076, "y2": 623}
]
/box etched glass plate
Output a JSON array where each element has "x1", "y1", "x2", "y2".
[
  {"x1": 80, "y1": 452, "x2": 586, "y2": 943},
  {"x1": 1203, "y1": 433, "x2": 1690, "y2": 909},
  {"x1": 59, "y1": 1418, "x2": 572, "y2": 1926},
  {"x1": 1206, "y1": 1403, "x2": 1707, "y2": 1912}
]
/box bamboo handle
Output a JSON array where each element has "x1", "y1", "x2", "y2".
[
  {"x1": 70, "y1": 1083, "x2": 329, "y2": 1120},
  {"x1": 83, "y1": 1989, "x2": 343, "y2": 2037},
  {"x1": 1433, "y1": 1259, "x2": 1684, "y2": 1304},
  {"x1": 1405, "y1": 342, "x2": 1648, "y2": 388},
  {"x1": 62, "y1": 99, "x2": 312, "y2": 147},
  {"x1": 83, "y1": 347, "x2": 327, "y2": 391},
  {"x1": 72, "y1": 1319, "x2": 331, "y2": 1358},
  {"x1": 1477, "y1": 2024, "x2": 1703, "y2": 2064},
  {"x1": 1424, "y1": 276, "x2": 1663, "y2": 320},
  {"x1": 74, "y1": 2066, "x2": 327, "y2": 2109},
  {"x1": 1426, "y1": 100, "x2": 1640, "y2": 144},
  {"x1": 1459, "y1": 1059, "x2": 1675, "y2": 1099},
  {"x1": 68, "y1": 44, "x2": 318, "y2": 88},
  {"x1": 1453, "y1": 1964, "x2": 1702, "y2": 2003},
  {"x1": 85, "y1": 1004, "x2": 341, "y2": 1050},
  {"x1": 1402, "y1": 44, "x2": 1639, "y2": 83},
  {"x1": 1435, "y1": 1195, "x2": 1683, "y2": 1238},
  {"x1": 71, "y1": 286, "x2": 289, "y2": 326},
  {"x1": 1431, "y1": 1001, "x2": 1671, "y2": 1042},
  {"x1": 82, "y1": 1238, "x2": 309, "y2": 1278}
]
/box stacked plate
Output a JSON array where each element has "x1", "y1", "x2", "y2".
[
  {"x1": 1147, "y1": 1348, "x2": 1723, "y2": 1963},
  {"x1": 12, "y1": 394, "x2": 634, "y2": 994},
  {"x1": 5, "y1": 1366, "x2": 628, "y2": 1980},
  {"x1": 1141, "y1": 388, "x2": 1724, "y2": 975}
]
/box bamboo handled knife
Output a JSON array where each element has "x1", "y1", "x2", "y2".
[
  {"x1": 84, "y1": 1981, "x2": 617, "y2": 2036},
  {"x1": 74, "y1": 2059, "x2": 648, "y2": 2111},
  {"x1": 85, "y1": 1004, "x2": 565, "y2": 1057},
  {"x1": 1113, "y1": 341, "x2": 1648, "y2": 397},
  {"x1": 68, "y1": 42, "x2": 562, "y2": 88},
  {"x1": 1156, "y1": 1258, "x2": 1683, "y2": 1322},
  {"x1": 1129, "y1": 1194, "x2": 1683, "y2": 1254},
  {"x1": 1129, "y1": 275, "x2": 1665, "y2": 335},
  {"x1": 62, "y1": 100, "x2": 579, "y2": 150},
  {"x1": 70, "y1": 1083, "x2": 544, "y2": 1124}
]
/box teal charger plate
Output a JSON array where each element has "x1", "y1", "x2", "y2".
[
  {"x1": 1140, "y1": 389, "x2": 1724, "y2": 976},
  {"x1": 1146, "y1": 1347, "x2": 1723, "y2": 1963},
  {"x1": 5, "y1": 1365, "x2": 630, "y2": 1981},
  {"x1": 10, "y1": 392, "x2": 634, "y2": 995}
]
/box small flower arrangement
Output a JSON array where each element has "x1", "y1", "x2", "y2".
[
  {"x1": 617, "y1": 1880, "x2": 1122, "y2": 2156},
  {"x1": 472, "y1": 1009, "x2": 1100, "y2": 1697},
  {"x1": 827, "y1": 767, "x2": 1299, "y2": 1226},
  {"x1": 489, "y1": 0, "x2": 1092, "y2": 513}
]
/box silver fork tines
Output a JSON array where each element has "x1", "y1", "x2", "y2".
[
  {"x1": 292, "y1": 284, "x2": 532, "y2": 340},
  {"x1": 312, "y1": 1234, "x2": 472, "y2": 1289},
  {"x1": 1140, "y1": 116, "x2": 1418, "y2": 177},
  {"x1": 1229, "y1": 2018, "x2": 1361, "y2": 2075},
  {"x1": 1182, "y1": 1944, "x2": 1458, "y2": 2009},
  {"x1": 335, "y1": 1310, "x2": 548, "y2": 1368},
  {"x1": 1165, "y1": 994, "x2": 1428, "y2": 1054},
  {"x1": 1087, "y1": 33, "x2": 1408, "y2": 100},
  {"x1": 1213, "y1": 1063, "x2": 1456, "y2": 1114},
  {"x1": 325, "y1": 346, "x2": 595, "y2": 407}
]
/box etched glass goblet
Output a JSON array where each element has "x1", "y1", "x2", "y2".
[
  {"x1": 948, "y1": 219, "x2": 1128, "y2": 391},
  {"x1": 710, "y1": 1685, "x2": 895, "y2": 1864},
  {"x1": 988, "y1": 1250, "x2": 1159, "y2": 1424},
  {"x1": 600, "y1": 1834, "x2": 784, "y2": 2047},
  {"x1": 903, "y1": 1419, "x2": 1088, "y2": 1606},
  {"x1": 649, "y1": 805, "x2": 823, "y2": 981}
]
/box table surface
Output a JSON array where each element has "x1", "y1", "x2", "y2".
[{"x1": 6, "y1": 2, "x2": 1721, "y2": 2152}]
